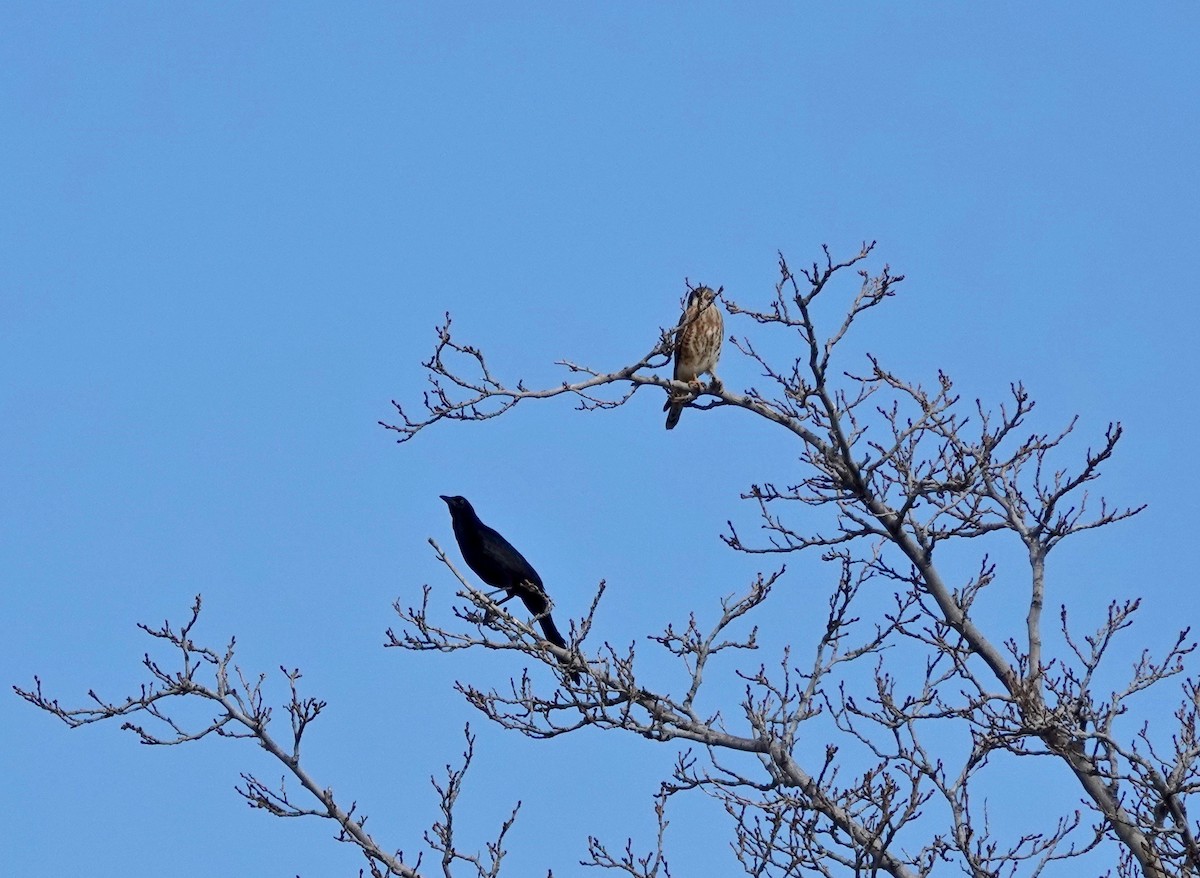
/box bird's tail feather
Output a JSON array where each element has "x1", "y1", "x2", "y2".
[
  {"x1": 664, "y1": 399, "x2": 683, "y2": 430},
  {"x1": 539, "y1": 614, "x2": 580, "y2": 683},
  {"x1": 538, "y1": 614, "x2": 567, "y2": 650}
]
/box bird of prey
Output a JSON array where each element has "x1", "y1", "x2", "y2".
[
  {"x1": 664, "y1": 285, "x2": 724, "y2": 430},
  {"x1": 439, "y1": 495, "x2": 578, "y2": 682}
]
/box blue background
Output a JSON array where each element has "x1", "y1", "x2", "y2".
[{"x1": 3, "y1": 4, "x2": 1198, "y2": 875}]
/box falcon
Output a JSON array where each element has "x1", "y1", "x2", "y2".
[{"x1": 664, "y1": 285, "x2": 724, "y2": 430}]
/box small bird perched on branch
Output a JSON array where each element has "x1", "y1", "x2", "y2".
[
  {"x1": 664, "y1": 285, "x2": 724, "y2": 430},
  {"x1": 439, "y1": 495, "x2": 578, "y2": 682}
]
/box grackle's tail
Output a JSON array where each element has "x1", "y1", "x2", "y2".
[{"x1": 539, "y1": 614, "x2": 580, "y2": 684}]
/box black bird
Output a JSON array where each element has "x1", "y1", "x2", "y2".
[{"x1": 440, "y1": 495, "x2": 577, "y2": 681}]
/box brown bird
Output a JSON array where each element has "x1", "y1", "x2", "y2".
[{"x1": 664, "y1": 285, "x2": 724, "y2": 429}]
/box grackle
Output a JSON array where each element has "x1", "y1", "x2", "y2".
[{"x1": 440, "y1": 495, "x2": 578, "y2": 681}]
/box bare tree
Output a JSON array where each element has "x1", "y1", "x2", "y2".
[{"x1": 17, "y1": 243, "x2": 1199, "y2": 877}]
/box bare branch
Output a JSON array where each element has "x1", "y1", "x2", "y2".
[{"x1": 15, "y1": 599, "x2": 531, "y2": 878}]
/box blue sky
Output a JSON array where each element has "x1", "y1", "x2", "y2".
[{"x1": 3, "y1": 3, "x2": 1198, "y2": 875}]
